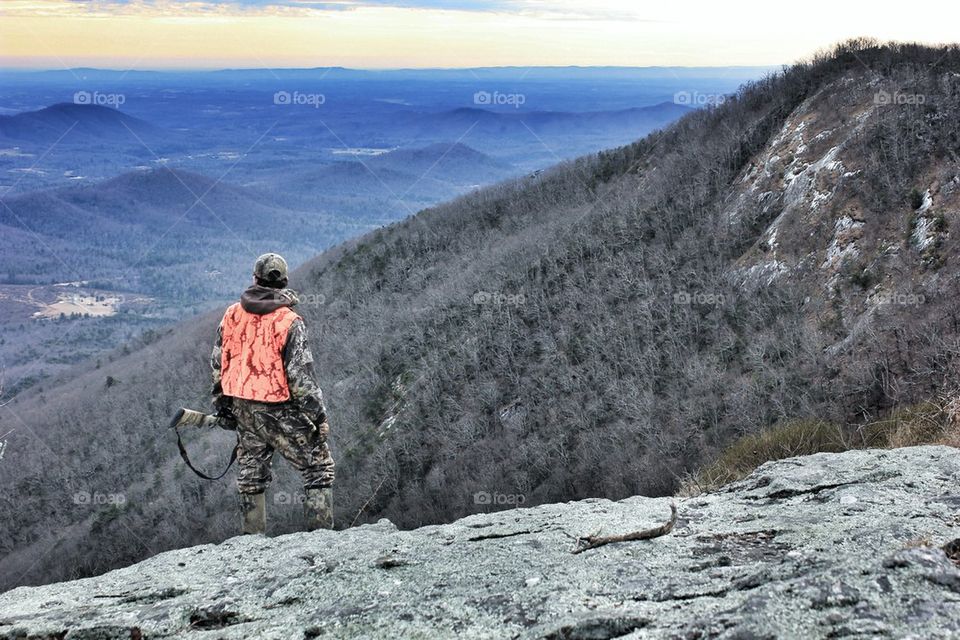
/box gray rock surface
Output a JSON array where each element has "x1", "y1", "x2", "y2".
[{"x1": 2, "y1": 446, "x2": 960, "y2": 639}]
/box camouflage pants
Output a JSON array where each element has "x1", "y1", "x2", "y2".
[{"x1": 232, "y1": 399, "x2": 335, "y2": 494}]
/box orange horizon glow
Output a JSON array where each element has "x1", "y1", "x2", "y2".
[{"x1": 1, "y1": 1, "x2": 958, "y2": 70}]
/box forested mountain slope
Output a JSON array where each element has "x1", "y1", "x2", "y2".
[{"x1": 3, "y1": 40, "x2": 960, "y2": 591}]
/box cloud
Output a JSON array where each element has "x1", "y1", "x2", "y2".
[
  {"x1": 16, "y1": 0, "x2": 515, "y2": 11},
  {"x1": 7, "y1": 0, "x2": 663, "y2": 20},
  {"x1": 276, "y1": 0, "x2": 512, "y2": 9}
]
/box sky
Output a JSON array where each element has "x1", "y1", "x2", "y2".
[{"x1": 1, "y1": 0, "x2": 959, "y2": 70}]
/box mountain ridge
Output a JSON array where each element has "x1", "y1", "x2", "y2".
[
  {"x1": 399, "y1": 102, "x2": 693, "y2": 137},
  {"x1": 0, "y1": 103, "x2": 159, "y2": 143},
  {"x1": 0, "y1": 166, "x2": 345, "y2": 291}
]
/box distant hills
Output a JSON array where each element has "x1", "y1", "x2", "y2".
[
  {"x1": 0, "y1": 166, "x2": 360, "y2": 294},
  {"x1": 0, "y1": 140, "x2": 521, "y2": 393},
  {"x1": 0, "y1": 98, "x2": 693, "y2": 198},
  {"x1": 0, "y1": 166, "x2": 373, "y2": 399},
  {"x1": 0, "y1": 57, "x2": 785, "y2": 590},
  {"x1": 272, "y1": 142, "x2": 515, "y2": 204},
  {"x1": 0, "y1": 143, "x2": 510, "y2": 294},
  {"x1": 406, "y1": 103, "x2": 693, "y2": 137},
  {"x1": 4, "y1": 65, "x2": 776, "y2": 84},
  {"x1": 360, "y1": 103, "x2": 695, "y2": 166},
  {"x1": 370, "y1": 142, "x2": 513, "y2": 182},
  {"x1": 0, "y1": 103, "x2": 160, "y2": 143}
]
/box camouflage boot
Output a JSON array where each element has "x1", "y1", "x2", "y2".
[
  {"x1": 239, "y1": 492, "x2": 266, "y2": 535},
  {"x1": 304, "y1": 487, "x2": 333, "y2": 531}
]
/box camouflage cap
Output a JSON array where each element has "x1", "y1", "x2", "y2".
[{"x1": 253, "y1": 253, "x2": 288, "y2": 284}]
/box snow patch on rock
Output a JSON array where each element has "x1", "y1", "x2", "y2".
[
  {"x1": 912, "y1": 215, "x2": 939, "y2": 251},
  {"x1": 821, "y1": 214, "x2": 865, "y2": 271},
  {"x1": 784, "y1": 146, "x2": 844, "y2": 209},
  {"x1": 740, "y1": 259, "x2": 790, "y2": 286}
]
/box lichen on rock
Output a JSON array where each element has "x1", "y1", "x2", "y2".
[{"x1": 2, "y1": 446, "x2": 960, "y2": 639}]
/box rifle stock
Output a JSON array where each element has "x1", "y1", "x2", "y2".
[{"x1": 169, "y1": 407, "x2": 237, "y2": 430}]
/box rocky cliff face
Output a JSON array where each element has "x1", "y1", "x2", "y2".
[
  {"x1": 2, "y1": 446, "x2": 960, "y2": 639},
  {"x1": 730, "y1": 66, "x2": 960, "y2": 360}
]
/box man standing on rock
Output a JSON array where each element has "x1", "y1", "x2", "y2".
[{"x1": 211, "y1": 253, "x2": 335, "y2": 534}]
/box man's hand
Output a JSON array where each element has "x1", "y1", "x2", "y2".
[{"x1": 215, "y1": 403, "x2": 237, "y2": 422}]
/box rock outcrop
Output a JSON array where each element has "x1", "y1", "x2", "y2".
[{"x1": 2, "y1": 446, "x2": 960, "y2": 639}]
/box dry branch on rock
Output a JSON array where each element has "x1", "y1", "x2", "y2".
[{"x1": 571, "y1": 502, "x2": 677, "y2": 554}]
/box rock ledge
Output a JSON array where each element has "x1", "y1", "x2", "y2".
[{"x1": 2, "y1": 446, "x2": 960, "y2": 639}]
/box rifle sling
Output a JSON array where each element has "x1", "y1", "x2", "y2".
[{"x1": 175, "y1": 428, "x2": 238, "y2": 481}]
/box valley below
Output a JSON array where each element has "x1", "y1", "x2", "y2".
[{"x1": 0, "y1": 68, "x2": 733, "y2": 396}]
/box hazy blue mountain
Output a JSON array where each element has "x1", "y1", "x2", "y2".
[
  {"x1": 274, "y1": 142, "x2": 514, "y2": 198},
  {"x1": 0, "y1": 103, "x2": 160, "y2": 143},
  {"x1": 0, "y1": 65, "x2": 746, "y2": 196},
  {"x1": 393, "y1": 103, "x2": 692, "y2": 138},
  {"x1": 2, "y1": 65, "x2": 775, "y2": 86},
  {"x1": 0, "y1": 166, "x2": 374, "y2": 394},
  {"x1": 0, "y1": 167, "x2": 356, "y2": 293}
]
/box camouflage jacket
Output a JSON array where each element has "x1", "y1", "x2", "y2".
[{"x1": 211, "y1": 286, "x2": 326, "y2": 422}]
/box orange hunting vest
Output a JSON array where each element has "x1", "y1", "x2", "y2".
[{"x1": 220, "y1": 303, "x2": 299, "y2": 403}]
